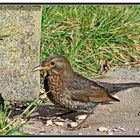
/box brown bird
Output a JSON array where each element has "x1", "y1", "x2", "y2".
[{"x1": 32, "y1": 54, "x2": 121, "y2": 129}]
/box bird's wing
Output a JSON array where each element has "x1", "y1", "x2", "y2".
[{"x1": 66, "y1": 73, "x2": 120, "y2": 103}]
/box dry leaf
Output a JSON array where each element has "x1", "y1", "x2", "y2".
[
  {"x1": 76, "y1": 115, "x2": 87, "y2": 120},
  {"x1": 97, "y1": 127, "x2": 109, "y2": 132},
  {"x1": 54, "y1": 121, "x2": 64, "y2": 126},
  {"x1": 98, "y1": 60, "x2": 110, "y2": 74},
  {"x1": 68, "y1": 122, "x2": 78, "y2": 128},
  {"x1": 46, "y1": 120, "x2": 53, "y2": 126}
]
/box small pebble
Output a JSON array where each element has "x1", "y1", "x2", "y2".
[
  {"x1": 107, "y1": 131, "x2": 114, "y2": 135},
  {"x1": 46, "y1": 120, "x2": 53, "y2": 126},
  {"x1": 54, "y1": 121, "x2": 64, "y2": 126},
  {"x1": 19, "y1": 104, "x2": 24, "y2": 108},
  {"x1": 97, "y1": 127, "x2": 109, "y2": 132},
  {"x1": 58, "y1": 130, "x2": 65, "y2": 134},
  {"x1": 15, "y1": 108, "x2": 21, "y2": 111},
  {"x1": 134, "y1": 128, "x2": 139, "y2": 131},
  {"x1": 39, "y1": 131, "x2": 46, "y2": 135},
  {"x1": 76, "y1": 115, "x2": 87, "y2": 120},
  {"x1": 112, "y1": 128, "x2": 119, "y2": 132},
  {"x1": 68, "y1": 122, "x2": 78, "y2": 128},
  {"x1": 116, "y1": 127, "x2": 126, "y2": 132}
]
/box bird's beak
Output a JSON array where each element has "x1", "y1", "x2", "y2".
[
  {"x1": 32, "y1": 65, "x2": 44, "y2": 72},
  {"x1": 32, "y1": 64, "x2": 51, "y2": 72}
]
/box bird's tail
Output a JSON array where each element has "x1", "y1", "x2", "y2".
[{"x1": 96, "y1": 82, "x2": 140, "y2": 95}]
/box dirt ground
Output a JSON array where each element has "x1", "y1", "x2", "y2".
[{"x1": 19, "y1": 67, "x2": 140, "y2": 136}]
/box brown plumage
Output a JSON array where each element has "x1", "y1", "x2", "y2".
[
  {"x1": 33, "y1": 55, "x2": 119, "y2": 109},
  {"x1": 33, "y1": 54, "x2": 120, "y2": 129}
]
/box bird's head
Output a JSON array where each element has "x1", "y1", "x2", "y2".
[{"x1": 32, "y1": 54, "x2": 73, "y2": 75}]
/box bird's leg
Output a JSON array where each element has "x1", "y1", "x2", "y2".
[
  {"x1": 68, "y1": 112, "x2": 91, "y2": 130},
  {"x1": 67, "y1": 109, "x2": 95, "y2": 130},
  {"x1": 76, "y1": 112, "x2": 91, "y2": 129}
]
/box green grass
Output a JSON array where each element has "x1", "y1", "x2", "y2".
[
  {"x1": 41, "y1": 5, "x2": 140, "y2": 78},
  {"x1": 0, "y1": 93, "x2": 47, "y2": 135},
  {"x1": 0, "y1": 102, "x2": 24, "y2": 135}
]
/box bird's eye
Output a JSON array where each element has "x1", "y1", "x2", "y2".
[{"x1": 50, "y1": 61, "x2": 55, "y2": 66}]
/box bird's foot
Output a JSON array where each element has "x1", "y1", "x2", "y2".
[{"x1": 67, "y1": 111, "x2": 92, "y2": 130}]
